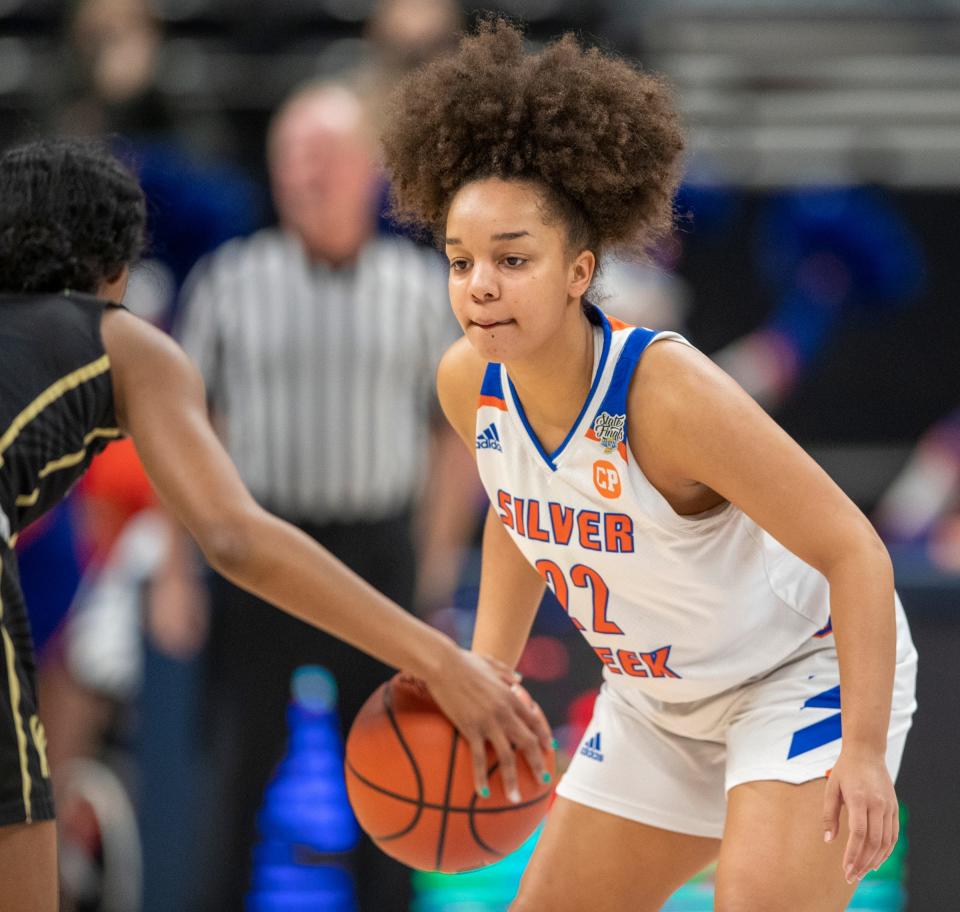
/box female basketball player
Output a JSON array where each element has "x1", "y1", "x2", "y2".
[
  {"x1": 380, "y1": 20, "x2": 917, "y2": 911},
  {"x1": 0, "y1": 138, "x2": 551, "y2": 912}
]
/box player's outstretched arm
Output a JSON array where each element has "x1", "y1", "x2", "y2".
[
  {"x1": 631, "y1": 339, "x2": 899, "y2": 884},
  {"x1": 100, "y1": 308, "x2": 551, "y2": 796}
]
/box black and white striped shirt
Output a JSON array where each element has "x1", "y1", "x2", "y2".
[{"x1": 177, "y1": 228, "x2": 456, "y2": 522}]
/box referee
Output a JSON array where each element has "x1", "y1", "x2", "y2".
[{"x1": 173, "y1": 83, "x2": 461, "y2": 912}]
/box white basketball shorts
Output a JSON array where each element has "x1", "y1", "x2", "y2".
[{"x1": 556, "y1": 608, "x2": 917, "y2": 839}]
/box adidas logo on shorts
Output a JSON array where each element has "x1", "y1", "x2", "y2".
[
  {"x1": 476, "y1": 422, "x2": 502, "y2": 452},
  {"x1": 580, "y1": 732, "x2": 604, "y2": 762}
]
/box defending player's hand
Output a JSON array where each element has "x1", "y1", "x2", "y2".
[
  {"x1": 421, "y1": 648, "x2": 553, "y2": 803},
  {"x1": 822, "y1": 748, "x2": 899, "y2": 884}
]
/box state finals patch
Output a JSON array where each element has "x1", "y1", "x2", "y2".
[{"x1": 591, "y1": 412, "x2": 626, "y2": 453}]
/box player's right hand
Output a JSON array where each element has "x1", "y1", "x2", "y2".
[{"x1": 422, "y1": 648, "x2": 553, "y2": 803}]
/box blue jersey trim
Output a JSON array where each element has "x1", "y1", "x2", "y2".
[
  {"x1": 591, "y1": 324, "x2": 659, "y2": 422},
  {"x1": 506, "y1": 308, "x2": 613, "y2": 473},
  {"x1": 480, "y1": 362, "x2": 504, "y2": 400},
  {"x1": 549, "y1": 311, "x2": 613, "y2": 460}
]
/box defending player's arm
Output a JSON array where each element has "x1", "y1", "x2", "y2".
[
  {"x1": 101, "y1": 308, "x2": 551, "y2": 798},
  {"x1": 631, "y1": 339, "x2": 898, "y2": 885}
]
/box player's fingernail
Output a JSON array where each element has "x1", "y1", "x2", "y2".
[
  {"x1": 541, "y1": 771, "x2": 552, "y2": 784},
  {"x1": 824, "y1": 831, "x2": 832, "y2": 842},
  {"x1": 508, "y1": 787, "x2": 521, "y2": 803},
  {"x1": 551, "y1": 737, "x2": 559, "y2": 750},
  {"x1": 480, "y1": 786, "x2": 490, "y2": 799}
]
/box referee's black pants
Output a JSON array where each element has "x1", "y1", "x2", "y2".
[{"x1": 192, "y1": 511, "x2": 415, "y2": 912}]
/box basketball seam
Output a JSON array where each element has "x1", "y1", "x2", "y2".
[
  {"x1": 467, "y1": 758, "x2": 506, "y2": 859},
  {"x1": 344, "y1": 760, "x2": 551, "y2": 814},
  {"x1": 366, "y1": 679, "x2": 426, "y2": 842},
  {"x1": 434, "y1": 727, "x2": 460, "y2": 871}
]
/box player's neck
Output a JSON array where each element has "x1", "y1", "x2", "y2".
[
  {"x1": 504, "y1": 308, "x2": 595, "y2": 442},
  {"x1": 96, "y1": 268, "x2": 130, "y2": 305}
]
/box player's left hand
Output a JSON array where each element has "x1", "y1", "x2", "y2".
[{"x1": 822, "y1": 747, "x2": 899, "y2": 884}]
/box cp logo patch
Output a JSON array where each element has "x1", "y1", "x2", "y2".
[{"x1": 593, "y1": 460, "x2": 621, "y2": 499}]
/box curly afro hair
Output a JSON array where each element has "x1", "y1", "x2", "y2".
[
  {"x1": 0, "y1": 138, "x2": 146, "y2": 295},
  {"x1": 380, "y1": 18, "x2": 685, "y2": 260}
]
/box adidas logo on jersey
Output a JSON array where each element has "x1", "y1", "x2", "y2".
[
  {"x1": 476, "y1": 423, "x2": 502, "y2": 452},
  {"x1": 580, "y1": 732, "x2": 604, "y2": 762}
]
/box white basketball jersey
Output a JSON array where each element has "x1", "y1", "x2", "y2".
[{"x1": 475, "y1": 306, "x2": 836, "y2": 705}]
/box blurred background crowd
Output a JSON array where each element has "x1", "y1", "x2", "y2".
[{"x1": 1, "y1": 1, "x2": 959, "y2": 910}]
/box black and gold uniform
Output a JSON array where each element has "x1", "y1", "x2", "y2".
[{"x1": 0, "y1": 292, "x2": 121, "y2": 826}]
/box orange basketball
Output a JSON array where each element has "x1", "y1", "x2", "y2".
[{"x1": 345, "y1": 674, "x2": 555, "y2": 873}]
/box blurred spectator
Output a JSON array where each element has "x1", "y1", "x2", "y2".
[
  {"x1": 58, "y1": 0, "x2": 170, "y2": 140},
  {"x1": 360, "y1": 0, "x2": 463, "y2": 138},
  {"x1": 714, "y1": 187, "x2": 925, "y2": 409},
  {"x1": 365, "y1": 0, "x2": 462, "y2": 74},
  {"x1": 36, "y1": 440, "x2": 158, "y2": 792},
  {"x1": 55, "y1": 0, "x2": 262, "y2": 326},
  {"x1": 875, "y1": 408, "x2": 960, "y2": 572},
  {"x1": 598, "y1": 184, "x2": 927, "y2": 415},
  {"x1": 169, "y1": 81, "x2": 472, "y2": 912}
]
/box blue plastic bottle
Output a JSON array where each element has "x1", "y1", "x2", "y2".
[{"x1": 247, "y1": 666, "x2": 360, "y2": 911}]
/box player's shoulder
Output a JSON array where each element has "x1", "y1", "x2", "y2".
[
  {"x1": 635, "y1": 332, "x2": 711, "y2": 385},
  {"x1": 647, "y1": 332, "x2": 735, "y2": 386},
  {"x1": 100, "y1": 308, "x2": 203, "y2": 431},
  {"x1": 102, "y1": 309, "x2": 198, "y2": 406},
  {"x1": 630, "y1": 332, "x2": 749, "y2": 436},
  {"x1": 437, "y1": 336, "x2": 487, "y2": 446}
]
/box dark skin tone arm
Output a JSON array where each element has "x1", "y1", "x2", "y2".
[{"x1": 99, "y1": 306, "x2": 552, "y2": 798}]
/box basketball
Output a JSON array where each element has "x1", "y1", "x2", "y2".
[{"x1": 344, "y1": 674, "x2": 555, "y2": 873}]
